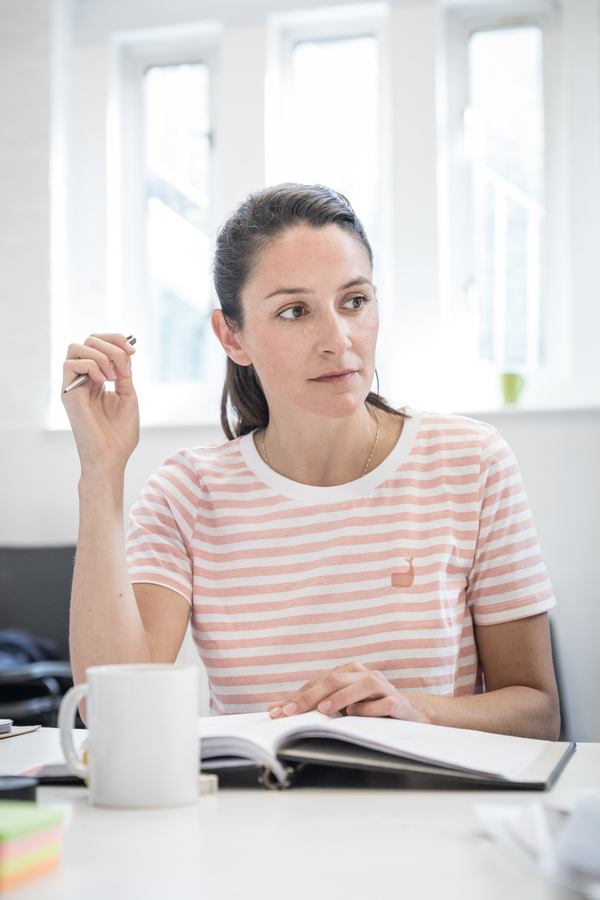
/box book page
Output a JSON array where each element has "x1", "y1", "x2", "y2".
[
  {"x1": 199, "y1": 711, "x2": 345, "y2": 780},
  {"x1": 199, "y1": 711, "x2": 315, "y2": 782},
  {"x1": 199, "y1": 711, "x2": 326, "y2": 756},
  {"x1": 286, "y1": 715, "x2": 550, "y2": 780},
  {"x1": 198, "y1": 711, "x2": 551, "y2": 782}
]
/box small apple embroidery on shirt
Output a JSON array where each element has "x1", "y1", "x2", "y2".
[{"x1": 391, "y1": 558, "x2": 414, "y2": 588}]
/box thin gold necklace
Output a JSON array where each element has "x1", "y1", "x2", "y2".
[{"x1": 262, "y1": 417, "x2": 380, "y2": 479}]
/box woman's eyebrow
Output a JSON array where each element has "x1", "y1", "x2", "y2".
[
  {"x1": 263, "y1": 276, "x2": 372, "y2": 301},
  {"x1": 340, "y1": 277, "x2": 372, "y2": 290},
  {"x1": 263, "y1": 286, "x2": 313, "y2": 300}
]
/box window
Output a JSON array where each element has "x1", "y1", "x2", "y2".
[
  {"x1": 50, "y1": 3, "x2": 600, "y2": 430},
  {"x1": 467, "y1": 26, "x2": 545, "y2": 371},
  {"x1": 106, "y1": 26, "x2": 223, "y2": 427},
  {"x1": 275, "y1": 34, "x2": 381, "y2": 250},
  {"x1": 443, "y1": 7, "x2": 565, "y2": 411},
  {"x1": 144, "y1": 63, "x2": 212, "y2": 384},
  {"x1": 267, "y1": 4, "x2": 391, "y2": 319}
]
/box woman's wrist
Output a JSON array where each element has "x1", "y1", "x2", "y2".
[
  {"x1": 78, "y1": 469, "x2": 126, "y2": 511},
  {"x1": 403, "y1": 694, "x2": 437, "y2": 726}
]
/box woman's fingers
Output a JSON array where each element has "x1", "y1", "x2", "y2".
[
  {"x1": 277, "y1": 671, "x2": 375, "y2": 717},
  {"x1": 65, "y1": 334, "x2": 135, "y2": 383},
  {"x1": 88, "y1": 332, "x2": 136, "y2": 353},
  {"x1": 315, "y1": 672, "x2": 390, "y2": 715},
  {"x1": 347, "y1": 693, "x2": 429, "y2": 723},
  {"x1": 268, "y1": 676, "x2": 323, "y2": 715},
  {"x1": 65, "y1": 343, "x2": 115, "y2": 384},
  {"x1": 345, "y1": 696, "x2": 400, "y2": 718},
  {"x1": 268, "y1": 663, "x2": 372, "y2": 718},
  {"x1": 84, "y1": 335, "x2": 134, "y2": 379},
  {"x1": 62, "y1": 357, "x2": 107, "y2": 391},
  {"x1": 266, "y1": 662, "x2": 425, "y2": 722}
]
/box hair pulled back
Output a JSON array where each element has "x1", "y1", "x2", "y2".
[{"x1": 213, "y1": 183, "x2": 403, "y2": 439}]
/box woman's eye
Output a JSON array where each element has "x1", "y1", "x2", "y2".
[
  {"x1": 343, "y1": 295, "x2": 368, "y2": 310},
  {"x1": 279, "y1": 306, "x2": 306, "y2": 320}
]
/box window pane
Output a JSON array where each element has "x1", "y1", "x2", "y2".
[
  {"x1": 144, "y1": 63, "x2": 211, "y2": 383},
  {"x1": 284, "y1": 36, "x2": 381, "y2": 253},
  {"x1": 468, "y1": 26, "x2": 545, "y2": 369}
]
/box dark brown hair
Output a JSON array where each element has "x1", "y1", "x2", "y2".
[{"x1": 213, "y1": 183, "x2": 406, "y2": 439}]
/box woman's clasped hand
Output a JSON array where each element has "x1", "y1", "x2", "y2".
[
  {"x1": 62, "y1": 333, "x2": 140, "y2": 473},
  {"x1": 268, "y1": 662, "x2": 429, "y2": 722}
]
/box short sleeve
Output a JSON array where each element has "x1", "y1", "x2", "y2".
[
  {"x1": 466, "y1": 430, "x2": 556, "y2": 625},
  {"x1": 125, "y1": 451, "x2": 200, "y2": 606}
]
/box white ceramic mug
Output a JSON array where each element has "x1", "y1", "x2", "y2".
[{"x1": 59, "y1": 664, "x2": 199, "y2": 809}]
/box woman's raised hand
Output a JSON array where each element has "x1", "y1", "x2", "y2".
[
  {"x1": 267, "y1": 661, "x2": 430, "y2": 723},
  {"x1": 62, "y1": 333, "x2": 139, "y2": 476}
]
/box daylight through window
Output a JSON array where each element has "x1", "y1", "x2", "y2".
[
  {"x1": 467, "y1": 26, "x2": 545, "y2": 370},
  {"x1": 278, "y1": 34, "x2": 382, "y2": 258},
  {"x1": 144, "y1": 63, "x2": 212, "y2": 384}
]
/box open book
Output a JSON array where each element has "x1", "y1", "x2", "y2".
[{"x1": 198, "y1": 711, "x2": 575, "y2": 790}]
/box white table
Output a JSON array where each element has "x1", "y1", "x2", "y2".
[{"x1": 1, "y1": 729, "x2": 598, "y2": 900}]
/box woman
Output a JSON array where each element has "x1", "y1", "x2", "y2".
[{"x1": 63, "y1": 183, "x2": 560, "y2": 738}]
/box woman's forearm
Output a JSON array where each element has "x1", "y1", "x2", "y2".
[
  {"x1": 410, "y1": 685, "x2": 561, "y2": 741},
  {"x1": 70, "y1": 472, "x2": 151, "y2": 685},
  {"x1": 269, "y1": 654, "x2": 561, "y2": 741}
]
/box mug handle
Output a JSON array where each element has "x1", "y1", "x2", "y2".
[{"x1": 58, "y1": 684, "x2": 89, "y2": 778}]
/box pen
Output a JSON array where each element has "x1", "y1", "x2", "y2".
[{"x1": 63, "y1": 335, "x2": 137, "y2": 393}]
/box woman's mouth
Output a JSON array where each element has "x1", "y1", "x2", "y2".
[{"x1": 310, "y1": 370, "x2": 357, "y2": 384}]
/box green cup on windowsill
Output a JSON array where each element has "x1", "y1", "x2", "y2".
[{"x1": 500, "y1": 373, "x2": 525, "y2": 405}]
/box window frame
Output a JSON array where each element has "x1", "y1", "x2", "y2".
[
  {"x1": 442, "y1": 2, "x2": 566, "y2": 409},
  {"x1": 106, "y1": 24, "x2": 224, "y2": 426},
  {"x1": 266, "y1": 2, "x2": 390, "y2": 180}
]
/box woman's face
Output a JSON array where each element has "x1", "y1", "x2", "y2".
[{"x1": 230, "y1": 224, "x2": 379, "y2": 422}]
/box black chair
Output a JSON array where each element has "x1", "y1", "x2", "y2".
[
  {"x1": 0, "y1": 660, "x2": 74, "y2": 726},
  {"x1": 0, "y1": 547, "x2": 77, "y2": 726},
  {"x1": 549, "y1": 616, "x2": 569, "y2": 742}
]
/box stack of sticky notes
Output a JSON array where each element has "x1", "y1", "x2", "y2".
[{"x1": 0, "y1": 801, "x2": 63, "y2": 891}]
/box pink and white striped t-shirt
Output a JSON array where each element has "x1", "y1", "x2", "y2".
[{"x1": 126, "y1": 407, "x2": 556, "y2": 715}]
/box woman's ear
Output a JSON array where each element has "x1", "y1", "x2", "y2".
[{"x1": 211, "y1": 310, "x2": 253, "y2": 366}]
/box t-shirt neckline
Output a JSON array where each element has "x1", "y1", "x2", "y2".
[{"x1": 239, "y1": 406, "x2": 423, "y2": 503}]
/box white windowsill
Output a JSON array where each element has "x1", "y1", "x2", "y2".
[{"x1": 454, "y1": 401, "x2": 600, "y2": 417}]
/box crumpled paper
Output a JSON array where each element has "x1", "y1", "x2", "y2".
[{"x1": 474, "y1": 792, "x2": 600, "y2": 898}]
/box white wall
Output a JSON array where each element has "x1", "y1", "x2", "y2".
[
  {"x1": 0, "y1": 0, "x2": 52, "y2": 434},
  {"x1": 467, "y1": 407, "x2": 600, "y2": 743},
  {"x1": 1, "y1": 0, "x2": 599, "y2": 739},
  {"x1": 390, "y1": 4, "x2": 440, "y2": 352}
]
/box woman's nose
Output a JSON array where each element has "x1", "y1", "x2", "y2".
[{"x1": 316, "y1": 311, "x2": 352, "y2": 355}]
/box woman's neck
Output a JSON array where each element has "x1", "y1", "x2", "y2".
[{"x1": 255, "y1": 404, "x2": 403, "y2": 487}]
